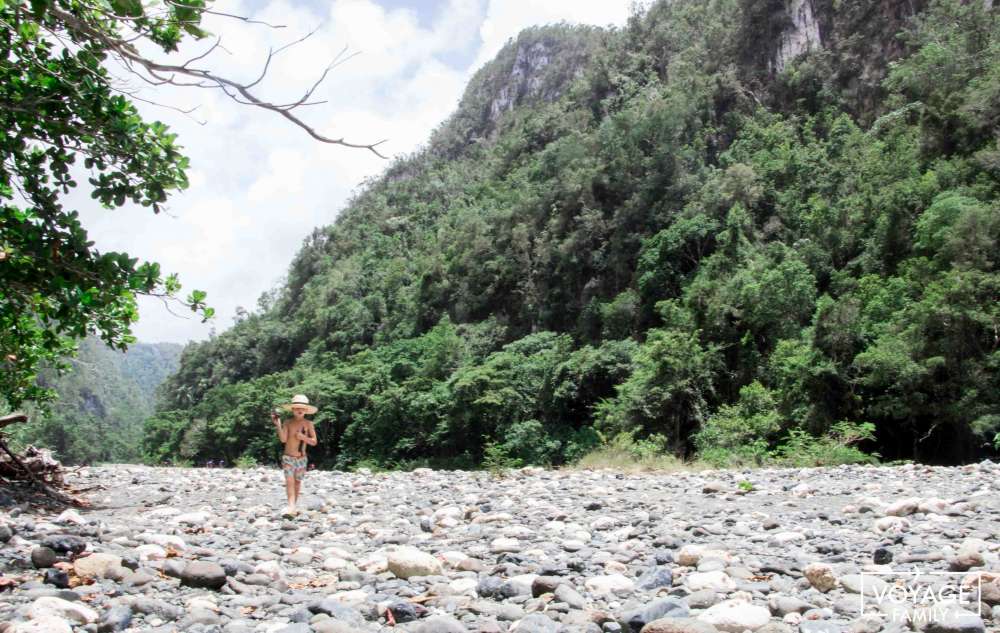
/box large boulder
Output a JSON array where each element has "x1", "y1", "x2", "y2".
[
  {"x1": 73, "y1": 553, "x2": 123, "y2": 579},
  {"x1": 697, "y1": 597, "x2": 771, "y2": 632},
  {"x1": 180, "y1": 561, "x2": 227, "y2": 589},
  {"x1": 27, "y1": 597, "x2": 98, "y2": 624},
  {"x1": 387, "y1": 546, "x2": 443, "y2": 579}
]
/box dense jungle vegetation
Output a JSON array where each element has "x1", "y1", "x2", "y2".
[
  {"x1": 146, "y1": 0, "x2": 1000, "y2": 470},
  {"x1": 11, "y1": 337, "x2": 181, "y2": 464}
]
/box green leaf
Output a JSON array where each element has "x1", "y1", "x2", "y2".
[{"x1": 110, "y1": 0, "x2": 144, "y2": 18}]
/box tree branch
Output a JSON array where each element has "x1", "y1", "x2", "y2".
[{"x1": 50, "y1": 6, "x2": 389, "y2": 158}]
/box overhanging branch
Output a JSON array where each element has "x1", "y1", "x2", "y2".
[{"x1": 50, "y1": 5, "x2": 389, "y2": 158}]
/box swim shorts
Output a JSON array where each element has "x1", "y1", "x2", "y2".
[{"x1": 281, "y1": 454, "x2": 307, "y2": 480}]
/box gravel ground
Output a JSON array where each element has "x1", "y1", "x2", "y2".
[{"x1": 1, "y1": 461, "x2": 999, "y2": 633}]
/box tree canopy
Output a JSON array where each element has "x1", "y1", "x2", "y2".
[
  {"x1": 149, "y1": 0, "x2": 1000, "y2": 469},
  {"x1": 0, "y1": 0, "x2": 379, "y2": 408}
]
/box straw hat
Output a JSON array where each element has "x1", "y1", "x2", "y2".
[{"x1": 280, "y1": 394, "x2": 317, "y2": 415}]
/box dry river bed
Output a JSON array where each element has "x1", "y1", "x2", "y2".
[{"x1": 1, "y1": 461, "x2": 999, "y2": 633}]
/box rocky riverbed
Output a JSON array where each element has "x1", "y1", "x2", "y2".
[{"x1": 1, "y1": 462, "x2": 999, "y2": 633}]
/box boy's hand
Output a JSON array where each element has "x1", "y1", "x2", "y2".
[{"x1": 271, "y1": 412, "x2": 280, "y2": 426}]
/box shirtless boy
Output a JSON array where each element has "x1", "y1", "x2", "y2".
[{"x1": 271, "y1": 394, "x2": 318, "y2": 515}]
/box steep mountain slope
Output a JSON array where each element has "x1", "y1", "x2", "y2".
[
  {"x1": 150, "y1": 0, "x2": 1000, "y2": 469},
  {"x1": 11, "y1": 337, "x2": 182, "y2": 464}
]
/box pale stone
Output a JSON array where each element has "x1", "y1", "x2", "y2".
[
  {"x1": 135, "y1": 544, "x2": 167, "y2": 561},
  {"x1": 873, "y1": 516, "x2": 910, "y2": 534},
  {"x1": 27, "y1": 597, "x2": 98, "y2": 624},
  {"x1": 13, "y1": 615, "x2": 73, "y2": 633},
  {"x1": 173, "y1": 510, "x2": 212, "y2": 525},
  {"x1": 884, "y1": 498, "x2": 920, "y2": 517},
  {"x1": 585, "y1": 573, "x2": 635, "y2": 595},
  {"x1": 490, "y1": 537, "x2": 520, "y2": 553},
  {"x1": 387, "y1": 546, "x2": 443, "y2": 579},
  {"x1": 687, "y1": 570, "x2": 737, "y2": 592},
  {"x1": 697, "y1": 598, "x2": 771, "y2": 632},
  {"x1": 73, "y1": 552, "x2": 123, "y2": 579},
  {"x1": 803, "y1": 563, "x2": 837, "y2": 593}
]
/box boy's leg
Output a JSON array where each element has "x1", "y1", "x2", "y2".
[
  {"x1": 293, "y1": 456, "x2": 306, "y2": 504},
  {"x1": 281, "y1": 456, "x2": 297, "y2": 510}
]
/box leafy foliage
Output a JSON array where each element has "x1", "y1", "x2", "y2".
[
  {"x1": 0, "y1": 0, "x2": 219, "y2": 409},
  {"x1": 8, "y1": 337, "x2": 181, "y2": 464}
]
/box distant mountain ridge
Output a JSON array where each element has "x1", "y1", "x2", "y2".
[{"x1": 10, "y1": 337, "x2": 181, "y2": 464}]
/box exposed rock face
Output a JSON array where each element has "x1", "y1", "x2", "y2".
[
  {"x1": 488, "y1": 41, "x2": 556, "y2": 124},
  {"x1": 431, "y1": 27, "x2": 601, "y2": 156},
  {"x1": 772, "y1": 0, "x2": 822, "y2": 73}
]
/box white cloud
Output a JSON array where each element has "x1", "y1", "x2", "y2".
[{"x1": 77, "y1": 0, "x2": 631, "y2": 344}]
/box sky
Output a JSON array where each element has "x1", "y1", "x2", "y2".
[{"x1": 79, "y1": 0, "x2": 634, "y2": 344}]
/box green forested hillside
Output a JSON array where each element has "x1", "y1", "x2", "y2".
[
  {"x1": 11, "y1": 337, "x2": 181, "y2": 464},
  {"x1": 148, "y1": 0, "x2": 1000, "y2": 469}
]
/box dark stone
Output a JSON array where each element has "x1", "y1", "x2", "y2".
[
  {"x1": 130, "y1": 597, "x2": 184, "y2": 620},
  {"x1": 420, "y1": 517, "x2": 433, "y2": 532},
  {"x1": 623, "y1": 597, "x2": 689, "y2": 633},
  {"x1": 653, "y1": 549, "x2": 674, "y2": 565},
  {"x1": 497, "y1": 552, "x2": 531, "y2": 565},
  {"x1": 97, "y1": 605, "x2": 133, "y2": 632},
  {"x1": 387, "y1": 601, "x2": 423, "y2": 623},
  {"x1": 307, "y1": 600, "x2": 364, "y2": 625},
  {"x1": 338, "y1": 567, "x2": 367, "y2": 583},
  {"x1": 119, "y1": 555, "x2": 138, "y2": 571},
  {"x1": 180, "y1": 561, "x2": 226, "y2": 589},
  {"x1": 539, "y1": 563, "x2": 570, "y2": 576},
  {"x1": 0, "y1": 524, "x2": 13, "y2": 543},
  {"x1": 43, "y1": 568, "x2": 70, "y2": 588},
  {"x1": 31, "y1": 546, "x2": 58, "y2": 568},
  {"x1": 0, "y1": 491, "x2": 14, "y2": 507},
  {"x1": 567, "y1": 558, "x2": 587, "y2": 572},
  {"x1": 760, "y1": 561, "x2": 799, "y2": 577},
  {"x1": 637, "y1": 567, "x2": 673, "y2": 591},
  {"x1": 532, "y1": 575, "x2": 567, "y2": 597},
  {"x1": 586, "y1": 501, "x2": 603, "y2": 511},
  {"x1": 815, "y1": 542, "x2": 844, "y2": 554},
  {"x1": 477, "y1": 576, "x2": 504, "y2": 598},
  {"x1": 218, "y1": 558, "x2": 252, "y2": 576},
  {"x1": 288, "y1": 608, "x2": 311, "y2": 623},
  {"x1": 874, "y1": 547, "x2": 893, "y2": 565},
  {"x1": 653, "y1": 535, "x2": 681, "y2": 549},
  {"x1": 40, "y1": 534, "x2": 87, "y2": 555},
  {"x1": 499, "y1": 578, "x2": 531, "y2": 598}
]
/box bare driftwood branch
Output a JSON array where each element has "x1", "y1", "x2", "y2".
[
  {"x1": 0, "y1": 413, "x2": 28, "y2": 429},
  {"x1": 0, "y1": 438, "x2": 79, "y2": 505},
  {"x1": 49, "y1": 6, "x2": 389, "y2": 158}
]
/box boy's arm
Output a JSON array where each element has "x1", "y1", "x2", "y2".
[
  {"x1": 303, "y1": 421, "x2": 318, "y2": 446},
  {"x1": 272, "y1": 413, "x2": 288, "y2": 443}
]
